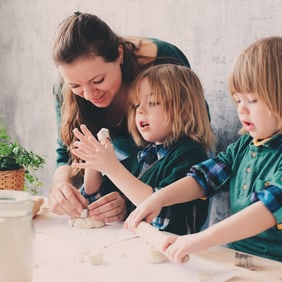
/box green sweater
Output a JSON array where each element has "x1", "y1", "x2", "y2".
[
  {"x1": 98, "y1": 137, "x2": 209, "y2": 235},
  {"x1": 190, "y1": 134, "x2": 282, "y2": 261}
]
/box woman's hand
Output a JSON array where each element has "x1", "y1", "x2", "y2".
[
  {"x1": 88, "y1": 191, "x2": 127, "y2": 223},
  {"x1": 48, "y1": 180, "x2": 88, "y2": 218}
]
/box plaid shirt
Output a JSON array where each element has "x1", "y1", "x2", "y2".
[
  {"x1": 187, "y1": 134, "x2": 282, "y2": 261},
  {"x1": 188, "y1": 134, "x2": 282, "y2": 220}
]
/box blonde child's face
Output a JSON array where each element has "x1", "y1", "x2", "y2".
[
  {"x1": 233, "y1": 92, "x2": 278, "y2": 139},
  {"x1": 134, "y1": 78, "x2": 172, "y2": 145}
]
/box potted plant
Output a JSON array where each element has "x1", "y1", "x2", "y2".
[{"x1": 0, "y1": 119, "x2": 45, "y2": 195}]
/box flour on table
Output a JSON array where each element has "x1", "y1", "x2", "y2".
[
  {"x1": 74, "y1": 250, "x2": 104, "y2": 265},
  {"x1": 68, "y1": 216, "x2": 105, "y2": 229}
]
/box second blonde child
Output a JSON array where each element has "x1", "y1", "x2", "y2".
[{"x1": 72, "y1": 64, "x2": 214, "y2": 235}]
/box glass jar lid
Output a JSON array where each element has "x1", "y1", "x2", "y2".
[{"x1": 0, "y1": 190, "x2": 32, "y2": 217}]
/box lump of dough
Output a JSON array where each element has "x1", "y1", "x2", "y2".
[
  {"x1": 87, "y1": 252, "x2": 104, "y2": 265},
  {"x1": 69, "y1": 216, "x2": 105, "y2": 229},
  {"x1": 143, "y1": 242, "x2": 168, "y2": 264},
  {"x1": 145, "y1": 249, "x2": 169, "y2": 264},
  {"x1": 74, "y1": 250, "x2": 104, "y2": 265},
  {"x1": 144, "y1": 242, "x2": 189, "y2": 264}
]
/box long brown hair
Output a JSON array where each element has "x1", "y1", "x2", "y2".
[{"x1": 52, "y1": 13, "x2": 148, "y2": 152}]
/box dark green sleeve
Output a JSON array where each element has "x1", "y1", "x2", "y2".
[
  {"x1": 151, "y1": 38, "x2": 190, "y2": 68},
  {"x1": 53, "y1": 77, "x2": 70, "y2": 167}
]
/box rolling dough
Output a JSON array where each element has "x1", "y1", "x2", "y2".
[{"x1": 69, "y1": 216, "x2": 105, "y2": 229}]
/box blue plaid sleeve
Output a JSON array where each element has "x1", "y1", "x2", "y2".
[
  {"x1": 251, "y1": 185, "x2": 282, "y2": 230},
  {"x1": 187, "y1": 158, "x2": 231, "y2": 196},
  {"x1": 150, "y1": 187, "x2": 170, "y2": 230},
  {"x1": 80, "y1": 186, "x2": 102, "y2": 204}
]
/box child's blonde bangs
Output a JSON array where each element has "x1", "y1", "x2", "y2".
[{"x1": 228, "y1": 52, "x2": 258, "y2": 97}]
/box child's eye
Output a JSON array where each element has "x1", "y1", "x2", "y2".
[
  {"x1": 248, "y1": 99, "x2": 257, "y2": 104},
  {"x1": 234, "y1": 98, "x2": 241, "y2": 104},
  {"x1": 133, "y1": 104, "x2": 140, "y2": 109}
]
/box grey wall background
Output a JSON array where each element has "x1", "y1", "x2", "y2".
[{"x1": 0, "y1": 0, "x2": 282, "y2": 196}]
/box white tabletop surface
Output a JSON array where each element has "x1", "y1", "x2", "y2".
[{"x1": 31, "y1": 206, "x2": 282, "y2": 282}]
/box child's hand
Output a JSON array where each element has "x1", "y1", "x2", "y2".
[
  {"x1": 124, "y1": 193, "x2": 162, "y2": 233},
  {"x1": 163, "y1": 231, "x2": 210, "y2": 264},
  {"x1": 162, "y1": 235, "x2": 190, "y2": 264},
  {"x1": 71, "y1": 124, "x2": 119, "y2": 175}
]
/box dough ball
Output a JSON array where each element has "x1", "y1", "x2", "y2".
[
  {"x1": 87, "y1": 252, "x2": 104, "y2": 265},
  {"x1": 74, "y1": 251, "x2": 104, "y2": 265},
  {"x1": 143, "y1": 242, "x2": 189, "y2": 264},
  {"x1": 145, "y1": 248, "x2": 168, "y2": 264},
  {"x1": 69, "y1": 216, "x2": 105, "y2": 229}
]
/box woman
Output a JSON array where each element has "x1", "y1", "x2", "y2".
[{"x1": 48, "y1": 11, "x2": 194, "y2": 222}]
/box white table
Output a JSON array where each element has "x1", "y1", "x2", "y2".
[{"x1": 32, "y1": 207, "x2": 282, "y2": 282}]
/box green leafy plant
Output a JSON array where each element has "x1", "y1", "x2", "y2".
[{"x1": 0, "y1": 120, "x2": 45, "y2": 194}]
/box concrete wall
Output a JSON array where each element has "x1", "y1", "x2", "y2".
[{"x1": 1, "y1": 0, "x2": 282, "y2": 196}]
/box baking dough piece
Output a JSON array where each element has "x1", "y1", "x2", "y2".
[
  {"x1": 146, "y1": 248, "x2": 169, "y2": 264},
  {"x1": 97, "y1": 128, "x2": 110, "y2": 143},
  {"x1": 143, "y1": 242, "x2": 168, "y2": 264},
  {"x1": 144, "y1": 242, "x2": 189, "y2": 264},
  {"x1": 69, "y1": 216, "x2": 105, "y2": 229},
  {"x1": 74, "y1": 250, "x2": 104, "y2": 265}
]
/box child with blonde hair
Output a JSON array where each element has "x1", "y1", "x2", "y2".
[
  {"x1": 125, "y1": 36, "x2": 282, "y2": 262},
  {"x1": 71, "y1": 64, "x2": 214, "y2": 235}
]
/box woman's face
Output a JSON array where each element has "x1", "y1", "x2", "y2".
[{"x1": 58, "y1": 55, "x2": 123, "y2": 108}]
